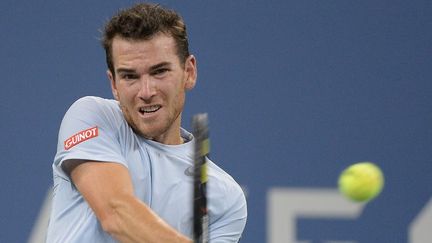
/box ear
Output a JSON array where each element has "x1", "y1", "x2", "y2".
[
  {"x1": 184, "y1": 55, "x2": 197, "y2": 90},
  {"x1": 107, "y1": 70, "x2": 119, "y2": 100}
]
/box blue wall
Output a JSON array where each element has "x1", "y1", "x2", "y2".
[{"x1": 1, "y1": 1, "x2": 431, "y2": 242}]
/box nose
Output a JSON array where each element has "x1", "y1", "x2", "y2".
[{"x1": 137, "y1": 76, "x2": 157, "y2": 101}]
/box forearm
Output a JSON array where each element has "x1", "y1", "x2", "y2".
[
  {"x1": 69, "y1": 161, "x2": 191, "y2": 243},
  {"x1": 101, "y1": 194, "x2": 191, "y2": 243}
]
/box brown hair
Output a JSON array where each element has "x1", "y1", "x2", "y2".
[{"x1": 101, "y1": 3, "x2": 190, "y2": 74}]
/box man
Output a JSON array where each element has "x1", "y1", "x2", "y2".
[{"x1": 47, "y1": 3, "x2": 247, "y2": 243}]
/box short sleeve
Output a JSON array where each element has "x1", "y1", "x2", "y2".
[
  {"x1": 209, "y1": 181, "x2": 248, "y2": 242},
  {"x1": 54, "y1": 96, "x2": 128, "y2": 177}
]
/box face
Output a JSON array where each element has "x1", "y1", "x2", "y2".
[{"x1": 107, "y1": 34, "x2": 197, "y2": 145}]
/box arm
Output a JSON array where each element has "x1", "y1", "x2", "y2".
[
  {"x1": 208, "y1": 182, "x2": 248, "y2": 242},
  {"x1": 67, "y1": 160, "x2": 192, "y2": 243}
]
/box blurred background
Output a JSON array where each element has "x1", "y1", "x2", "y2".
[{"x1": 1, "y1": 0, "x2": 431, "y2": 242}]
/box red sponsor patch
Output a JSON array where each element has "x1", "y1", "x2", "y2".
[{"x1": 64, "y1": 126, "x2": 99, "y2": 150}]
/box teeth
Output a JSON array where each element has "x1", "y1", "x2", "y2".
[{"x1": 140, "y1": 105, "x2": 161, "y2": 113}]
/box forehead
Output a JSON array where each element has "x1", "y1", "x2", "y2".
[{"x1": 111, "y1": 34, "x2": 179, "y2": 68}]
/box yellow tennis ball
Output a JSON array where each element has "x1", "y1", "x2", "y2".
[{"x1": 338, "y1": 162, "x2": 384, "y2": 202}]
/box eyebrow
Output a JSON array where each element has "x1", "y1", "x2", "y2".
[
  {"x1": 116, "y1": 62, "x2": 172, "y2": 75},
  {"x1": 149, "y1": 62, "x2": 171, "y2": 72},
  {"x1": 116, "y1": 68, "x2": 136, "y2": 74}
]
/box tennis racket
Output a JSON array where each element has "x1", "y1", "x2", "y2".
[{"x1": 192, "y1": 113, "x2": 210, "y2": 243}]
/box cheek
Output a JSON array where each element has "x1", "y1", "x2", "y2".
[
  {"x1": 173, "y1": 88, "x2": 186, "y2": 110},
  {"x1": 172, "y1": 84, "x2": 186, "y2": 102},
  {"x1": 117, "y1": 86, "x2": 136, "y2": 103},
  {"x1": 160, "y1": 81, "x2": 181, "y2": 99}
]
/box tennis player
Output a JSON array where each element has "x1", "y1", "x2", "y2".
[{"x1": 46, "y1": 3, "x2": 247, "y2": 243}]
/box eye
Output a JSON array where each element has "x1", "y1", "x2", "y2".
[
  {"x1": 152, "y1": 68, "x2": 169, "y2": 77},
  {"x1": 122, "y1": 73, "x2": 139, "y2": 81}
]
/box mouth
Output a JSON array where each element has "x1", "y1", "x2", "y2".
[{"x1": 139, "y1": 105, "x2": 162, "y2": 115}]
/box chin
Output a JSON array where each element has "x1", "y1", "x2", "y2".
[{"x1": 137, "y1": 124, "x2": 168, "y2": 140}]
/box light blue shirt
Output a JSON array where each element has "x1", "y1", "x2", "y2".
[{"x1": 47, "y1": 96, "x2": 247, "y2": 242}]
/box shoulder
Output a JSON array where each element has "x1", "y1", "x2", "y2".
[
  {"x1": 68, "y1": 96, "x2": 119, "y2": 113},
  {"x1": 207, "y1": 160, "x2": 248, "y2": 240},
  {"x1": 55, "y1": 96, "x2": 130, "y2": 169},
  {"x1": 209, "y1": 161, "x2": 241, "y2": 189},
  {"x1": 59, "y1": 96, "x2": 125, "y2": 139},
  {"x1": 65, "y1": 96, "x2": 122, "y2": 123},
  {"x1": 208, "y1": 160, "x2": 247, "y2": 206}
]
